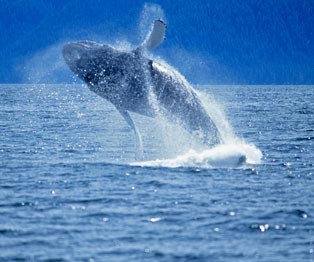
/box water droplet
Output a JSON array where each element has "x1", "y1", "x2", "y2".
[
  {"x1": 259, "y1": 224, "x2": 269, "y2": 232},
  {"x1": 150, "y1": 217, "x2": 161, "y2": 223},
  {"x1": 297, "y1": 210, "x2": 308, "y2": 219},
  {"x1": 283, "y1": 162, "x2": 291, "y2": 167}
]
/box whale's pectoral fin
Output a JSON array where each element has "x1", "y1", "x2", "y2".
[
  {"x1": 140, "y1": 19, "x2": 166, "y2": 51},
  {"x1": 118, "y1": 109, "x2": 143, "y2": 159}
]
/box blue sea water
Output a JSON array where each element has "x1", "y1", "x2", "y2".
[{"x1": 1, "y1": 84, "x2": 313, "y2": 261}]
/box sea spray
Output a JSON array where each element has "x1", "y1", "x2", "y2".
[
  {"x1": 138, "y1": 7, "x2": 190, "y2": 158},
  {"x1": 132, "y1": 143, "x2": 262, "y2": 169},
  {"x1": 197, "y1": 90, "x2": 238, "y2": 144},
  {"x1": 136, "y1": 8, "x2": 262, "y2": 164},
  {"x1": 139, "y1": 54, "x2": 208, "y2": 158},
  {"x1": 139, "y1": 3, "x2": 165, "y2": 43},
  {"x1": 132, "y1": 88, "x2": 263, "y2": 168},
  {"x1": 134, "y1": 56, "x2": 262, "y2": 167}
]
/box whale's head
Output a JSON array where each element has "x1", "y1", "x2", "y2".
[{"x1": 63, "y1": 41, "x2": 124, "y2": 86}]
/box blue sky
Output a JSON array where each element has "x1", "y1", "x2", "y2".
[{"x1": 1, "y1": 0, "x2": 314, "y2": 84}]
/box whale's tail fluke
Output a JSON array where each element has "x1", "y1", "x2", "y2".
[{"x1": 141, "y1": 19, "x2": 166, "y2": 51}]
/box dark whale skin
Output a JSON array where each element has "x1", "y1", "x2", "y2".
[{"x1": 63, "y1": 41, "x2": 220, "y2": 146}]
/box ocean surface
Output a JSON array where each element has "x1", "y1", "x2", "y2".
[{"x1": 1, "y1": 84, "x2": 313, "y2": 261}]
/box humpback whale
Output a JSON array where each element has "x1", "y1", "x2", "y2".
[{"x1": 63, "y1": 20, "x2": 221, "y2": 153}]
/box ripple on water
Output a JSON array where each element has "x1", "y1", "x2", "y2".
[{"x1": 1, "y1": 85, "x2": 314, "y2": 261}]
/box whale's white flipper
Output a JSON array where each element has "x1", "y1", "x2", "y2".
[
  {"x1": 119, "y1": 110, "x2": 143, "y2": 159},
  {"x1": 142, "y1": 19, "x2": 166, "y2": 51}
]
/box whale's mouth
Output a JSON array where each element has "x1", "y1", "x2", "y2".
[
  {"x1": 62, "y1": 41, "x2": 98, "y2": 65},
  {"x1": 75, "y1": 41, "x2": 101, "y2": 49}
]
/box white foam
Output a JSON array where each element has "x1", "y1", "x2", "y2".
[{"x1": 132, "y1": 143, "x2": 262, "y2": 169}]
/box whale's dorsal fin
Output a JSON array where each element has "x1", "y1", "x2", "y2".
[{"x1": 141, "y1": 19, "x2": 166, "y2": 51}]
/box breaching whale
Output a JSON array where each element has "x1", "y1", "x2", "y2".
[{"x1": 63, "y1": 20, "x2": 221, "y2": 153}]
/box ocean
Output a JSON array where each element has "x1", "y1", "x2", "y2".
[{"x1": 1, "y1": 84, "x2": 313, "y2": 261}]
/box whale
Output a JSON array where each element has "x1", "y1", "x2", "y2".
[{"x1": 63, "y1": 20, "x2": 221, "y2": 153}]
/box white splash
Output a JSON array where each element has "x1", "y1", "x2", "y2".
[
  {"x1": 132, "y1": 143, "x2": 262, "y2": 169},
  {"x1": 197, "y1": 90, "x2": 238, "y2": 144},
  {"x1": 138, "y1": 3, "x2": 165, "y2": 42},
  {"x1": 132, "y1": 90, "x2": 263, "y2": 168},
  {"x1": 133, "y1": 46, "x2": 262, "y2": 168}
]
